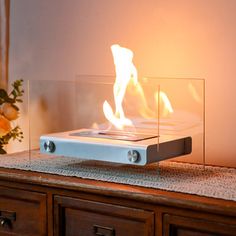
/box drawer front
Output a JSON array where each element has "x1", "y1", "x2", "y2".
[
  {"x1": 54, "y1": 195, "x2": 154, "y2": 236},
  {"x1": 0, "y1": 186, "x2": 47, "y2": 236},
  {"x1": 163, "y1": 214, "x2": 236, "y2": 236}
]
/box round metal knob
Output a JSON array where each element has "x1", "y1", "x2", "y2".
[
  {"x1": 0, "y1": 218, "x2": 8, "y2": 227},
  {"x1": 127, "y1": 150, "x2": 140, "y2": 163},
  {"x1": 44, "y1": 140, "x2": 56, "y2": 153}
]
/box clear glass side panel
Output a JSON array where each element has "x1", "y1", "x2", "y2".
[
  {"x1": 28, "y1": 80, "x2": 77, "y2": 157},
  {"x1": 154, "y1": 77, "x2": 205, "y2": 164}
]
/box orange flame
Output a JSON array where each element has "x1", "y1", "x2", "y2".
[
  {"x1": 103, "y1": 44, "x2": 136, "y2": 129},
  {"x1": 103, "y1": 44, "x2": 173, "y2": 130}
]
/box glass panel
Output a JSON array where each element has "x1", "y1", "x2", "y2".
[
  {"x1": 156, "y1": 77, "x2": 205, "y2": 164},
  {"x1": 26, "y1": 76, "x2": 204, "y2": 166},
  {"x1": 28, "y1": 80, "x2": 77, "y2": 151}
]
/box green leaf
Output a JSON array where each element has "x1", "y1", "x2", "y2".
[
  {"x1": 0, "y1": 148, "x2": 6, "y2": 154},
  {"x1": 12, "y1": 90, "x2": 17, "y2": 97},
  {"x1": 10, "y1": 79, "x2": 24, "y2": 100},
  {"x1": 5, "y1": 97, "x2": 15, "y2": 103},
  {"x1": 12, "y1": 104, "x2": 19, "y2": 111},
  {"x1": 0, "y1": 89, "x2": 8, "y2": 98},
  {"x1": 16, "y1": 99, "x2": 23, "y2": 103}
]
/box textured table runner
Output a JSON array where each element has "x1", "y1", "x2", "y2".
[{"x1": 0, "y1": 150, "x2": 235, "y2": 201}]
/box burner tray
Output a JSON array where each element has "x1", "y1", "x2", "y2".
[
  {"x1": 70, "y1": 130, "x2": 157, "y2": 141},
  {"x1": 40, "y1": 129, "x2": 192, "y2": 165}
]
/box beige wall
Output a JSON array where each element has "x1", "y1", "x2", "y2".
[{"x1": 9, "y1": 0, "x2": 236, "y2": 167}]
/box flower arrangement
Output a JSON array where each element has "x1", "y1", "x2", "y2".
[{"x1": 0, "y1": 79, "x2": 24, "y2": 154}]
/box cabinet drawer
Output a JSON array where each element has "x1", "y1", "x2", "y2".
[
  {"x1": 54, "y1": 195, "x2": 154, "y2": 236},
  {"x1": 163, "y1": 213, "x2": 236, "y2": 236},
  {"x1": 0, "y1": 186, "x2": 47, "y2": 236}
]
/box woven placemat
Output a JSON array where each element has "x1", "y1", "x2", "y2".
[{"x1": 0, "y1": 150, "x2": 236, "y2": 201}]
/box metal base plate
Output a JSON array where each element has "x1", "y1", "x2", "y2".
[{"x1": 40, "y1": 129, "x2": 192, "y2": 166}]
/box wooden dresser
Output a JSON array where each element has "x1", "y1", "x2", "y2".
[{"x1": 0, "y1": 167, "x2": 235, "y2": 236}]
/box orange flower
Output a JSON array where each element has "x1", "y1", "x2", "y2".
[
  {"x1": 0, "y1": 115, "x2": 11, "y2": 137},
  {"x1": 2, "y1": 103, "x2": 19, "y2": 121}
]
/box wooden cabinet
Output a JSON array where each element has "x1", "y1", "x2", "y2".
[
  {"x1": 0, "y1": 167, "x2": 235, "y2": 236},
  {"x1": 54, "y1": 195, "x2": 154, "y2": 236},
  {"x1": 163, "y1": 214, "x2": 236, "y2": 236},
  {"x1": 0, "y1": 186, "x2": 47, "y2": 236}
]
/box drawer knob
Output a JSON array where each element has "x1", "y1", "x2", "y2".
[
  {"x1": 93, "y1": 224, "x2": 115, "y2": 236},
  {"x1": 0, "y1": 218, "x2": 9, "y2": 228},
  {"x1": 0, "y1": 210, "x2": 16, "y2": 228}
]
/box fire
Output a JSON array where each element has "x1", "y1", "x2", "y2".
[
  {"x1": 103, "y1": 44, "x2": 173, "y2": 130},
  {"x1": 103, "y1": 44, "x2": 136, "y2": 130}
]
